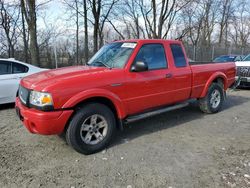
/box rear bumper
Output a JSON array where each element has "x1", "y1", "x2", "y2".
[{"x1": 15, "y1": 98, "x2": 73, "y2": 135}]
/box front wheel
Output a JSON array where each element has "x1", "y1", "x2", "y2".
[
  {"x1": 66, "y1": 103, "x2": 116, "y2": 154},
  {"x1": 199, "y1": 83, "x2": 224, "y2": 114}
]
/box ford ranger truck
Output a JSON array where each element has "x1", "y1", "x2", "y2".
[{"x1": 16, "y1": 39, "x2": 236, "y2": 154}]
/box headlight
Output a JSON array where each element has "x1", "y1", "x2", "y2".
[{"x1": 29, "y1": 91, "x2": 53, "y2": 108}]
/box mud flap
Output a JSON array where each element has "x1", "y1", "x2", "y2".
[
  {"x1": 223, "y1": 91, "x2": 227, "y2": 100},
  {"x1": 231, "y1": 76, "x2": 241, "y2": 90}
]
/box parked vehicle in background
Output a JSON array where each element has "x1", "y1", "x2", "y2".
[
  {"x1": 235, "y1": 54, "x2": 250, "y2": 87},
  {"x1": 188, "y1": 58, "x2": 195, "y2": 63},
  {"x1": 0, "y1": 58, "x2": 47, "y2": 104},
  {"x1": 213, "y1": 55, "x2": 244, "y2": 63},
  {"x1": 16, "y1": 39, "x2": 236, "y2": 154}
]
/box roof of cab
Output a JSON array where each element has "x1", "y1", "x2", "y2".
[{"x1": 113, "y1": 39, "x2": 181, "y2": 44}]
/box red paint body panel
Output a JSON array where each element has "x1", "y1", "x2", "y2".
[
  {"x1": 190, "y1": 63, "x2": 236, "y2": 98},
  {"x1": 16, "y1": 39, "x2": 236, "y2": 135}
]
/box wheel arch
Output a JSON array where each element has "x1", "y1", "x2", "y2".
[
  {"x1": 62, "y1": 89, "x2": 126, "y2": 132},
  {"x1": 200, "y1": 72, "x2": 227, "y2": 98}
]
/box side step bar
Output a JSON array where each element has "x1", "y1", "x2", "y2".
[{"x1": 124, "y1": 102, "x2": 190, "y2": 123}]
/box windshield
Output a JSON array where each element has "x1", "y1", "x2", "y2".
[
  {"x1": 88, "y1": 42, "x2": 137, "y2": 68},
  {"x1": 213, "y1": 55, "x2": 236, "y2": 62},
  {"x1": 243, "y1": 54, "x2": 250, "y2": 61}
]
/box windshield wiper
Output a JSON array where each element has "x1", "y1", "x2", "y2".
[{"x1": 90, "y1": 61, "x2": 111, "y2": 68}]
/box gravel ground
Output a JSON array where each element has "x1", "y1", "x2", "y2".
[{"x1": 0, "y1": 89, "x2": 250, "y2": 188}]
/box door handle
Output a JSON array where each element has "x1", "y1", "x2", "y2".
[{"x1": 165, "y1": 73, "x2": 173, "y2": 78}]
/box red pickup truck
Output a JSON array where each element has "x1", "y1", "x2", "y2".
[{"x1": 16, "y1": 39, "x2": 236, "y2": 154}]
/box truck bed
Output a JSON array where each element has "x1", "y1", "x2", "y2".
[{"x1": 190, "y1": 62, "x2": 236, "y2": 98}]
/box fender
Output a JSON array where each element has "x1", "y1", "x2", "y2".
[
  {"x1": 62, "y1": 88, "x2": 126, "y2": 119},
  {"x1": 200, "y1": 72, "x2": 228, "y2": 98}
]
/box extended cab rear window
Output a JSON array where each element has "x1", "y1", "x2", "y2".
[{"x1": 170, "y1": 44, "x2": 187, "y2": 67}]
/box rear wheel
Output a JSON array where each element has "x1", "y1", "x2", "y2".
[
  {"x1": 199, "y1": 83, "x2": 224, "y2": 114},
  {"x1": 66, "y1": 103, "x2": 116, "y2": 154}
]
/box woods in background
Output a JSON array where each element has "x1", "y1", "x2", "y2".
[{"x1": 0, "y1": 0, "x2": 250, "y2": 68}]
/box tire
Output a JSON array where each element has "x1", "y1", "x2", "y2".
[
  {"x1": 66, "y1": 103, "x2": 116, "y2": 154},
  {"x1": 199, "y1": 83, "x2": 224, "y2": 114}
]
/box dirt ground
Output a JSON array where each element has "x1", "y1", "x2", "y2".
[{"x1": 0, "y1": 89, "x2": 250, "y2": 188}]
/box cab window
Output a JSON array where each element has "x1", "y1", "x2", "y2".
[
  {"x1": 0, "y1": 61, "x2": 11, "y2": 75},
  {"x1": 170, "y1": 44, "x2": 187, "y2": 67},
  {"x1": 135, "y1": 44, "x2": 167, "y2": 70}
]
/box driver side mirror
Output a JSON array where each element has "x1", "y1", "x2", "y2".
[{"x1": 131, "y1": 61, "x2": 148, "y2": 72}]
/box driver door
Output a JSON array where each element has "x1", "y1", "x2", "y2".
[{"x1": 125, "y1": 43, "x2": 175, "y2": 115}]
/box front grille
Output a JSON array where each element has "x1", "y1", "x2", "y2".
[
  {"x1": 18, "y1": 85, "x2": 30, "y2": 106},
  {"x1": 236, "y1": 66, "x2": 250, "y2": 77}
]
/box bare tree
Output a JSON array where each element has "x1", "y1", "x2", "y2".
[
  {"x1": 138, "y1": 0, "x2": 191, "y2": 39},
  {"x1": 98, "y1": 0, "x2": 118, "y2": 48},
  {"x1": 90, "y1": 0, "x2": 100, "y2": 53},
  {"x1": 89, "y1": 0, "x2": 118, "y2": 52},
  {"x1": 199, "y1": 0, "x2": 219, "y2": 46},
  {"x1": 75, "y1": 0, "x2": 79, "y2": 64},
  {"x1": 107, "y1": 17, "x2": 125, "y2": 39},
  {"x1": 83, "y1": 0, "x2": 89, "y2": 63},
  {"x1": 63, "y1": 0, "x2": 81, "y2": 65},
  {"x1": 181, "y1": 1, "x2": 205, "y2": 59},
  {"x1": 21, "y1": 0, "x2": 40, "y2": 66},
  {"x1": 122, "y1": 0, "x2": 144, "y2": 38},
  {"x1": 0, "y1": 0, "x2": 20, "y2": 58},
  {"x1": 20, "y1": 0, "x2": 28, "y2": 63},
  {"x1": 229, "y1": 0, "x2": 250, "y2": 52},
  {"x1": 218, "y1": 0, "x2": 234, "y2": 45},
  {"x1": 38, "y1": 12, "x2": 65, "y2": 68}
]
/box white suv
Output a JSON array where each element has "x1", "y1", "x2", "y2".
[{"x1": 235, "y1": 54, "x2": 250, "y2": 87}]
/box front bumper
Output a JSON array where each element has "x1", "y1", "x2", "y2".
[
  {"x1": 235, "y1": 76, "x2": 250, "y2": 87},
  {"x1": 15, "y1": 98, "x2": 73, "y2": 135},
  {"x1": 235, "y1": 76, "x2": 250, "y2": 83}
]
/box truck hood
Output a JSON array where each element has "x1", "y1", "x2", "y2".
[
  {"x1": 235, "y1": 61, "x2": 250, "y2": 66},
  {"x1": 21, "y1": 66, "x2": 107, "y2": 90}
]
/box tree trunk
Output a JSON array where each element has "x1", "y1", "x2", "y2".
[
  {"x1": 20, "y1": 0, "x2": 28, "y2": 63},
  {"x1": 92, "y1": 0, "x2": 101, "y2": 53},
  {"x1": 9, "y1": 43, "x2": 14, "y2": 57},
  {"x1": 29, "y1": 26, "x2": 40, "y2": 66},
  {"x1": 135, "y1": 16, "x2": 140, "y2": 38},
  {"x1": 93, "y1": 22, "x2": 98, "y2": 53},
  {"x1": 6, "y1": 35, "x2": 14, "y2": 57},
  {"x1": 21, "y1": 0, "x2": 40, "y2": 66},
  {"x1": 152, "y1": 0, "x2": 157, "y2": 38},
  {"x1": 75, "y1": 0, "x2": 79, "y2": 65},
  {"x1": 98, "y1": 29, "x2": 104, "y2": 48},
  {"x1": 46, "y1": 44, "x2": 52, "y2": 69},
  {"x1": 83, "y1": 0, "x2": 89, "y2": 63},
  {"x1": 0, "y1": 1, "x2": 15, "y2": 58}
]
